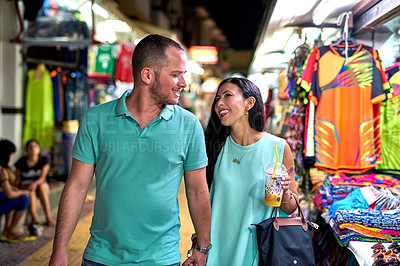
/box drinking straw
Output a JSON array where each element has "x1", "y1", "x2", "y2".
[{"x1": 270, "y1": 144, "x2": 279, "y2": 184}]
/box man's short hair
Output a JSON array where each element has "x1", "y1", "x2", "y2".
[{"x1": 132, "y1": 34, "x2": 184, "y2": 80}]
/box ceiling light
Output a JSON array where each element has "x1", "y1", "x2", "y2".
[{"x1": 93, "y1": 3, "x2": 109, "y2": 19}]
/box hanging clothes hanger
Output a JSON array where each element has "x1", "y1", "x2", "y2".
[
  {"x1": 332, "y1": 11, "x2": 357, "y2": 45},
  {"x1": 331, "y1": 11, "x2": 358, "y2": 61}
]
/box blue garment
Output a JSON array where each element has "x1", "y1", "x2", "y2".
[
  {"x1": 329, "y1": 188, "x2": 369, "y2": 218},
  {"x1": 0, "y1": 192, "x2": 30, "y2": 215},
  {"x1": 51, "y1": 71, "x2": 62, "y2": 122},
  {"x1": 333, "y1": 209, "x2": 400, "y2": 230},
  {"x1": 65, "y1": 72, "x2": 88, "y2": 121},
  {"x1": 207, "y1": 133, "x2": 287, "y2": 266},
  {"x1": 73, "y1": 90, "x2": 208, "y2": 265}
]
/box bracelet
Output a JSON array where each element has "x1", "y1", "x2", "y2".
[{"x1": 281, "y1": 190, "x2": 294, "y2": 204}]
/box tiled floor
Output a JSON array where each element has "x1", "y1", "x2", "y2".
[{"x1": 0, "y1": 181, "x2": 194, "y2": 265}]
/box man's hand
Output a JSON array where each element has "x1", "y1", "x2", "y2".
[
  {"x1": 182, "y1": 249, "x2": 207, "y2": 266},
  {"x1": 48, "y1": 249, "x2": 69, "y2": 266}
]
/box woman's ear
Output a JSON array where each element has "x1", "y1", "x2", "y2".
[{"x1": 246, "y1": 97, "x2": 256, "y2": 111}]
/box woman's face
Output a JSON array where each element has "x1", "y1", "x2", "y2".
[
  {"x1": 214, "y1": 82, "x2": 249, "y2": 127},
  {"x1": 26, "y1": 141, "x2": 40, "y2": 157}
]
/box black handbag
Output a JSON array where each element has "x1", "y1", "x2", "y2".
[{"x1": 253, "y1": 194, "x2": 317, "y2": 266}]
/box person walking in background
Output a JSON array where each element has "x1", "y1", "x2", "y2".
[
  {"x1": 203, "y1": 77, "x2": 298, "y2": 265},
  {"x1": 49, "y1": 34, "x2": 211, "y2": 266},
  {"x1": 0, "y1": 139, "x2": 32, "y2": 242},
  {"x1": 15, "y1": 139, "x2": 55, "y2": 232}
]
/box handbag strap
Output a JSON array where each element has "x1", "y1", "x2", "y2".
[{"x1": 273, "y1": 193, "x2": 308, "y2": 231}]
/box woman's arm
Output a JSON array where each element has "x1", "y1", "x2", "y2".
[
  {"x1": 280, "y1": 142, "x2": 299, "y2": 214},
  {"x1": 15, "y1": 169, "x2": 21, "y2": 187},
  {"x1": 35, "y1": 163, "x2": 50, "y2": 185},
  {"x1": 1, "y1": 168, "x2": 30, "y2": 199}
]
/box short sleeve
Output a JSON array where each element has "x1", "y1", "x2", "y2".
[
  {"x1": 183, "y1": 117, "x2": 208, "y2": 171},
  {"x1": 298, "y1": 48, "x2": 318, "y2": 93},
  {"x1": 371, "y1": 48, "x2": 392, "y2": 103},
  {"x1": 15, "y1": 157, "x2": 24, "y2": 170},
  {"x1": 72, "y1": 110, "x2": 97, "y2": 165}
]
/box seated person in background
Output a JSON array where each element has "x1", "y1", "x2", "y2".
[
  {"x1": 0, "y1": 139, "x2": 31, "y2": 240},
  {"x1": 15, "y1": 139, "x2": 55, "y2": 227}
]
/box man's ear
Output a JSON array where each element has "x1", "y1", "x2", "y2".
[{"x1": 140, "y1": 67, "x2": 153, "y2": 85}]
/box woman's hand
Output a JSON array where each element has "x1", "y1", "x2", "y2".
[
  {"x1": 22, "y1": 189, "x2": 31, "y2": 196},
  {"x1": 281, "y1": 166, "x2": 293, "y2": 194},
  {"x1": 28, "y1": 181, "x2": 38, "y2": 191}
]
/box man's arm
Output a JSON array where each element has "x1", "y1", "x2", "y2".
[
  {"x1": 49, "y1": 158, "x2": 94, "y2": 266},
  {"x1": 182, "y1": 167, "x2": 211, "y2": 266}
]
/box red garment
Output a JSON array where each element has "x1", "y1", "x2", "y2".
[{"x1": 114, "y1": 43, "x2": 135, "y2": 83}]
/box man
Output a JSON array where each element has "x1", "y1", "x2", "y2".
[{"x1": 49, "y1": 34, "x2": 211, "y2": 266}]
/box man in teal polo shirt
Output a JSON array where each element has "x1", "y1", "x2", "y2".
[{"x1": 50, "y1": 35, "x2": 211, "y2": 266}]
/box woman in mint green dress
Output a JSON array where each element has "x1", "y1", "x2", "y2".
[{"x1": 203, "y1": 77, "x2": 299, "y2": 265}]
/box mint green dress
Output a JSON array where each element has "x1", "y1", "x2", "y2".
[{"x1": 207, "y1": 133, "x2": 287, "y2": 266}]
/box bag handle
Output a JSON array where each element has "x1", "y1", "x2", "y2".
[{"x1": 273, "y1": 193, "x2": 308, "y2": 231}]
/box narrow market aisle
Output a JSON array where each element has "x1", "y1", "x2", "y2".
[{"x1": 21, "y1": 180, "x2": 194, "y2": 265}]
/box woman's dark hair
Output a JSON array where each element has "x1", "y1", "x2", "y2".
[
  {"x1": 25, "y1": 139, "x2": 43, "y2": 162},
  {"x1": 132, "y1": 34, "x2": 184, "y2": 80},
  {"x1": 205, "y1": 77, "x2": 265, "y2": 188},
  {"x1": 0, "y1": 139, "x2": 16, "y2": 168}
]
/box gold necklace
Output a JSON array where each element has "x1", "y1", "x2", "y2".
[{"x1": 230, "y1": 140, "x2": 249, "y2": 164}]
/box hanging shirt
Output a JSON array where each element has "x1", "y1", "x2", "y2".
[
  {"x1": 114, "y1": 43, "x2": 135, "y2": 83},
  {"x1": 376, "y1": 63, "x2": 400, "y2": 174},
  {"x1": 23, "y1": 68, "x2": 55, "y2": 148},
  {"x1": 299, "y1": 43, "x2": 392, "y2": 173},
  {"x1": 94, "y1": 44, "x2": 116, "y2": 77}
]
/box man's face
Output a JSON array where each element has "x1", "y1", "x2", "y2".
[{"x1": 149, "y1": 46, "x2": 187, "y2": 105}]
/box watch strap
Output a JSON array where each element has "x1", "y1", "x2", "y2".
[{"x1": 195, "y1": 242, "x2": 212, "y2": 254}]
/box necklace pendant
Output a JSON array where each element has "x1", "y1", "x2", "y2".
[{"x1": 232, "y1": 158, "x2": 240, "y2": 164}]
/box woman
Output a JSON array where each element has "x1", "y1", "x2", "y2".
[
  {"x1": 204, "y1": 77, "x2": 298, "y2": 265},
  {"x1": 0, "y1": 139, "x2": 31, "y2": 240},
  {"x1": 15, "y1": 139, "x2": 55, "y2": 227}
]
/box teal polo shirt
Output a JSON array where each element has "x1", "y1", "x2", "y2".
[{"x1": 72, "y1": 90, "x2": 208, "y2": 265}]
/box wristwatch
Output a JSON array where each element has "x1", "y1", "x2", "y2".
[{"x1": 195, "y1": 242, "x2": 212, "y2": 254}]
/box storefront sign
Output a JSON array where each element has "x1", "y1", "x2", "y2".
[{"x1": 189, "y1": 46, "x2": 219, "y2": 64}]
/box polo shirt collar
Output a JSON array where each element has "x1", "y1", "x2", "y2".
[
  {"x1": 115, "y1": 89, "x2": 174, "y2": 121},
  {"x1": 159, "y1": 105, "x2": 174, "y2": 121},
  {"x1": 115, "y1": 90, "x2": 131, "y2": 117}
]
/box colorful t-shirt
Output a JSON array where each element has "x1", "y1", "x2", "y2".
[
  {"x1": 376, "y1": 63, "x2": 400, "y2": 174},
  {"x1": 299, "y1": 43, "x2": 392, "y2": 173}
]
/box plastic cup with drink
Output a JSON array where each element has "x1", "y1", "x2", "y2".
[{"x1": 264, "y1": 145, "x2": 287, "y2": 207}]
